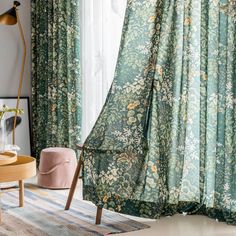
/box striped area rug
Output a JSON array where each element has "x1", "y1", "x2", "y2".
[{"x1": 0, "y1": 184, "x2": 149, "y2": 236}]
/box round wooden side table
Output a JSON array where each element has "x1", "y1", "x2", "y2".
[{"x1": 0, "y1": 155, "x2": 36, "y2": 224}]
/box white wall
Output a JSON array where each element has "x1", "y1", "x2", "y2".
[{"x1": 0, "y1": 0, "x2": 31, "y2": 97}]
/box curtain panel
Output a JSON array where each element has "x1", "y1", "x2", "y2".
[
  {"x1": 31, "y1": 0, "x2": 81, "y2": 159},
  {"x1": 81, "y1": 0, "x2": 126, "y2": 142},
  {"x1": 82, "y1": 0, "x2": 236, "y2": 224}
]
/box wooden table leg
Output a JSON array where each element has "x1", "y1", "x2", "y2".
[
  {"x1": 65, "y1": 157, "x2": 83, "y2": 210},
  {"x1": 19, "y1": 180, "x2": 24, "y2": 207},
  {"x1": 95, "y1": 206, "x2": 103, "y2": 225},
  {"x1": 0, "y1": 183, "x2": 1, "y2": 224}
]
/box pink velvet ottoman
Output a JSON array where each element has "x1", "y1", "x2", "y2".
[{"x1": 38, "y1": 147, "x2": 77, "y2": 189}]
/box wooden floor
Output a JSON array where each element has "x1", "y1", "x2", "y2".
[{"x1": 19, "y1": 177, "x2": 236, "y2": 236}]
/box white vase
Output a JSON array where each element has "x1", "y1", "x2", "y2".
[{"x1": 0, "y1": 119, "x2": 6, "y2": 153}]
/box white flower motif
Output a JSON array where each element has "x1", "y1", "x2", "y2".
[
  {"x1": 226, "y1": 81, "x2": 232, "y2": 90},
  {"x1": 224, "y1": 183, "x2": 230, "y2": 191},
  {"x1": 226, "y1": 93, "x2": 233, "y2": 109}
]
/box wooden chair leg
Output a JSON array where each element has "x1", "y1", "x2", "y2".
[
  {"x1": 65, "y1": 157, "x2": 83, "y2": 210},
  {"x1": 19, "y1": 180, "x2": 24, "y2": 207},
  {"x1": 95, "y1": 206, "x2": 103, "y2": 225}
]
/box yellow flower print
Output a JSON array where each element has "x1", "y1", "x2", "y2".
[
  {"x1": 127, "y1": 101, "x2": 140, "y2": 110},
  {"x1": 156, "y1": 65, "x2": 163, "y2": 76},
  {"x1": 103, "y1": 195, "x2": 108, "y2": 203},
  {"x1": 127, "y1": 103, "x2": 136, "y2": 110},
  {"x1": 151, "y1": 165, "x2": 157, "y2": 173},
  {"x1": 51, "y1": 104, "x2": 57, "y2": 112},
  {"x1": 201, "y1": 71, "x2": 208, "y2": 81},
  {"x1": 148, "y1": 15, "x2": 156, "y2": 23},
  {"x1": 184, "y1": 17, "x2": 192, "y2": 25}
]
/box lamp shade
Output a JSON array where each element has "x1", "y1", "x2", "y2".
[{"x1": 0, "y1": 1, "x2": 21, "y2": 25}]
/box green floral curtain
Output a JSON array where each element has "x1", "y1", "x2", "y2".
[
  {"x1": 31, "y1": 0, "x2": 81, "y2": 158},
  {"x1": 82, "y1": 0, "x2": 236, "y2": 224}
]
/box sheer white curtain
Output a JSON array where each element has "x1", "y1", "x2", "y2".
[{"x1": 81, "y1": 0, "x2": 127, "y2": 142}]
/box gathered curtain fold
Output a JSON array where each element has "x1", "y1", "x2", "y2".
[
  {"x1": 31, "y1": 0, "x2": 81, "y2": 158},
  {"x1": 82, "y1": 0, "x2": 236, "y2": 224}
]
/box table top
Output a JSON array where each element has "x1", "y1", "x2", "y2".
[
  {"x1": 0, "y1": 155, "x2": 36, "y2": 183},
  {"x1": 0, "y1": 152, "x2": 17, "y2": 166}
]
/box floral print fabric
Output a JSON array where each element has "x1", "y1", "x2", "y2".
[
  {"x1": 82, "y1": 0, "x2": 236, "y2": 224},
  {"x1": 31, "y1": 0, "x2": 81, "y2": 158}
]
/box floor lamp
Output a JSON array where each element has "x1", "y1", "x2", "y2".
[{"x1": 0, "y1": 1, "x2": 26, "y2": 146}]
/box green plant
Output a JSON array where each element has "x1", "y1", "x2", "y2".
[{"x1": 0, "y1": 104, "x2": 24, "y2": 121}]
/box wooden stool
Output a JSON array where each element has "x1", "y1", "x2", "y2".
[{"x1": 65, "y1": 144, "x2": 103, "y2": 225}]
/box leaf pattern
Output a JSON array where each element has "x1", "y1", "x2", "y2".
[
  {"x1": 82, "y1": 0, "x2": 236, "y2": 224},
  {"x1": 31, "y1": 0, "x2": 81, "y2": 158}
]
